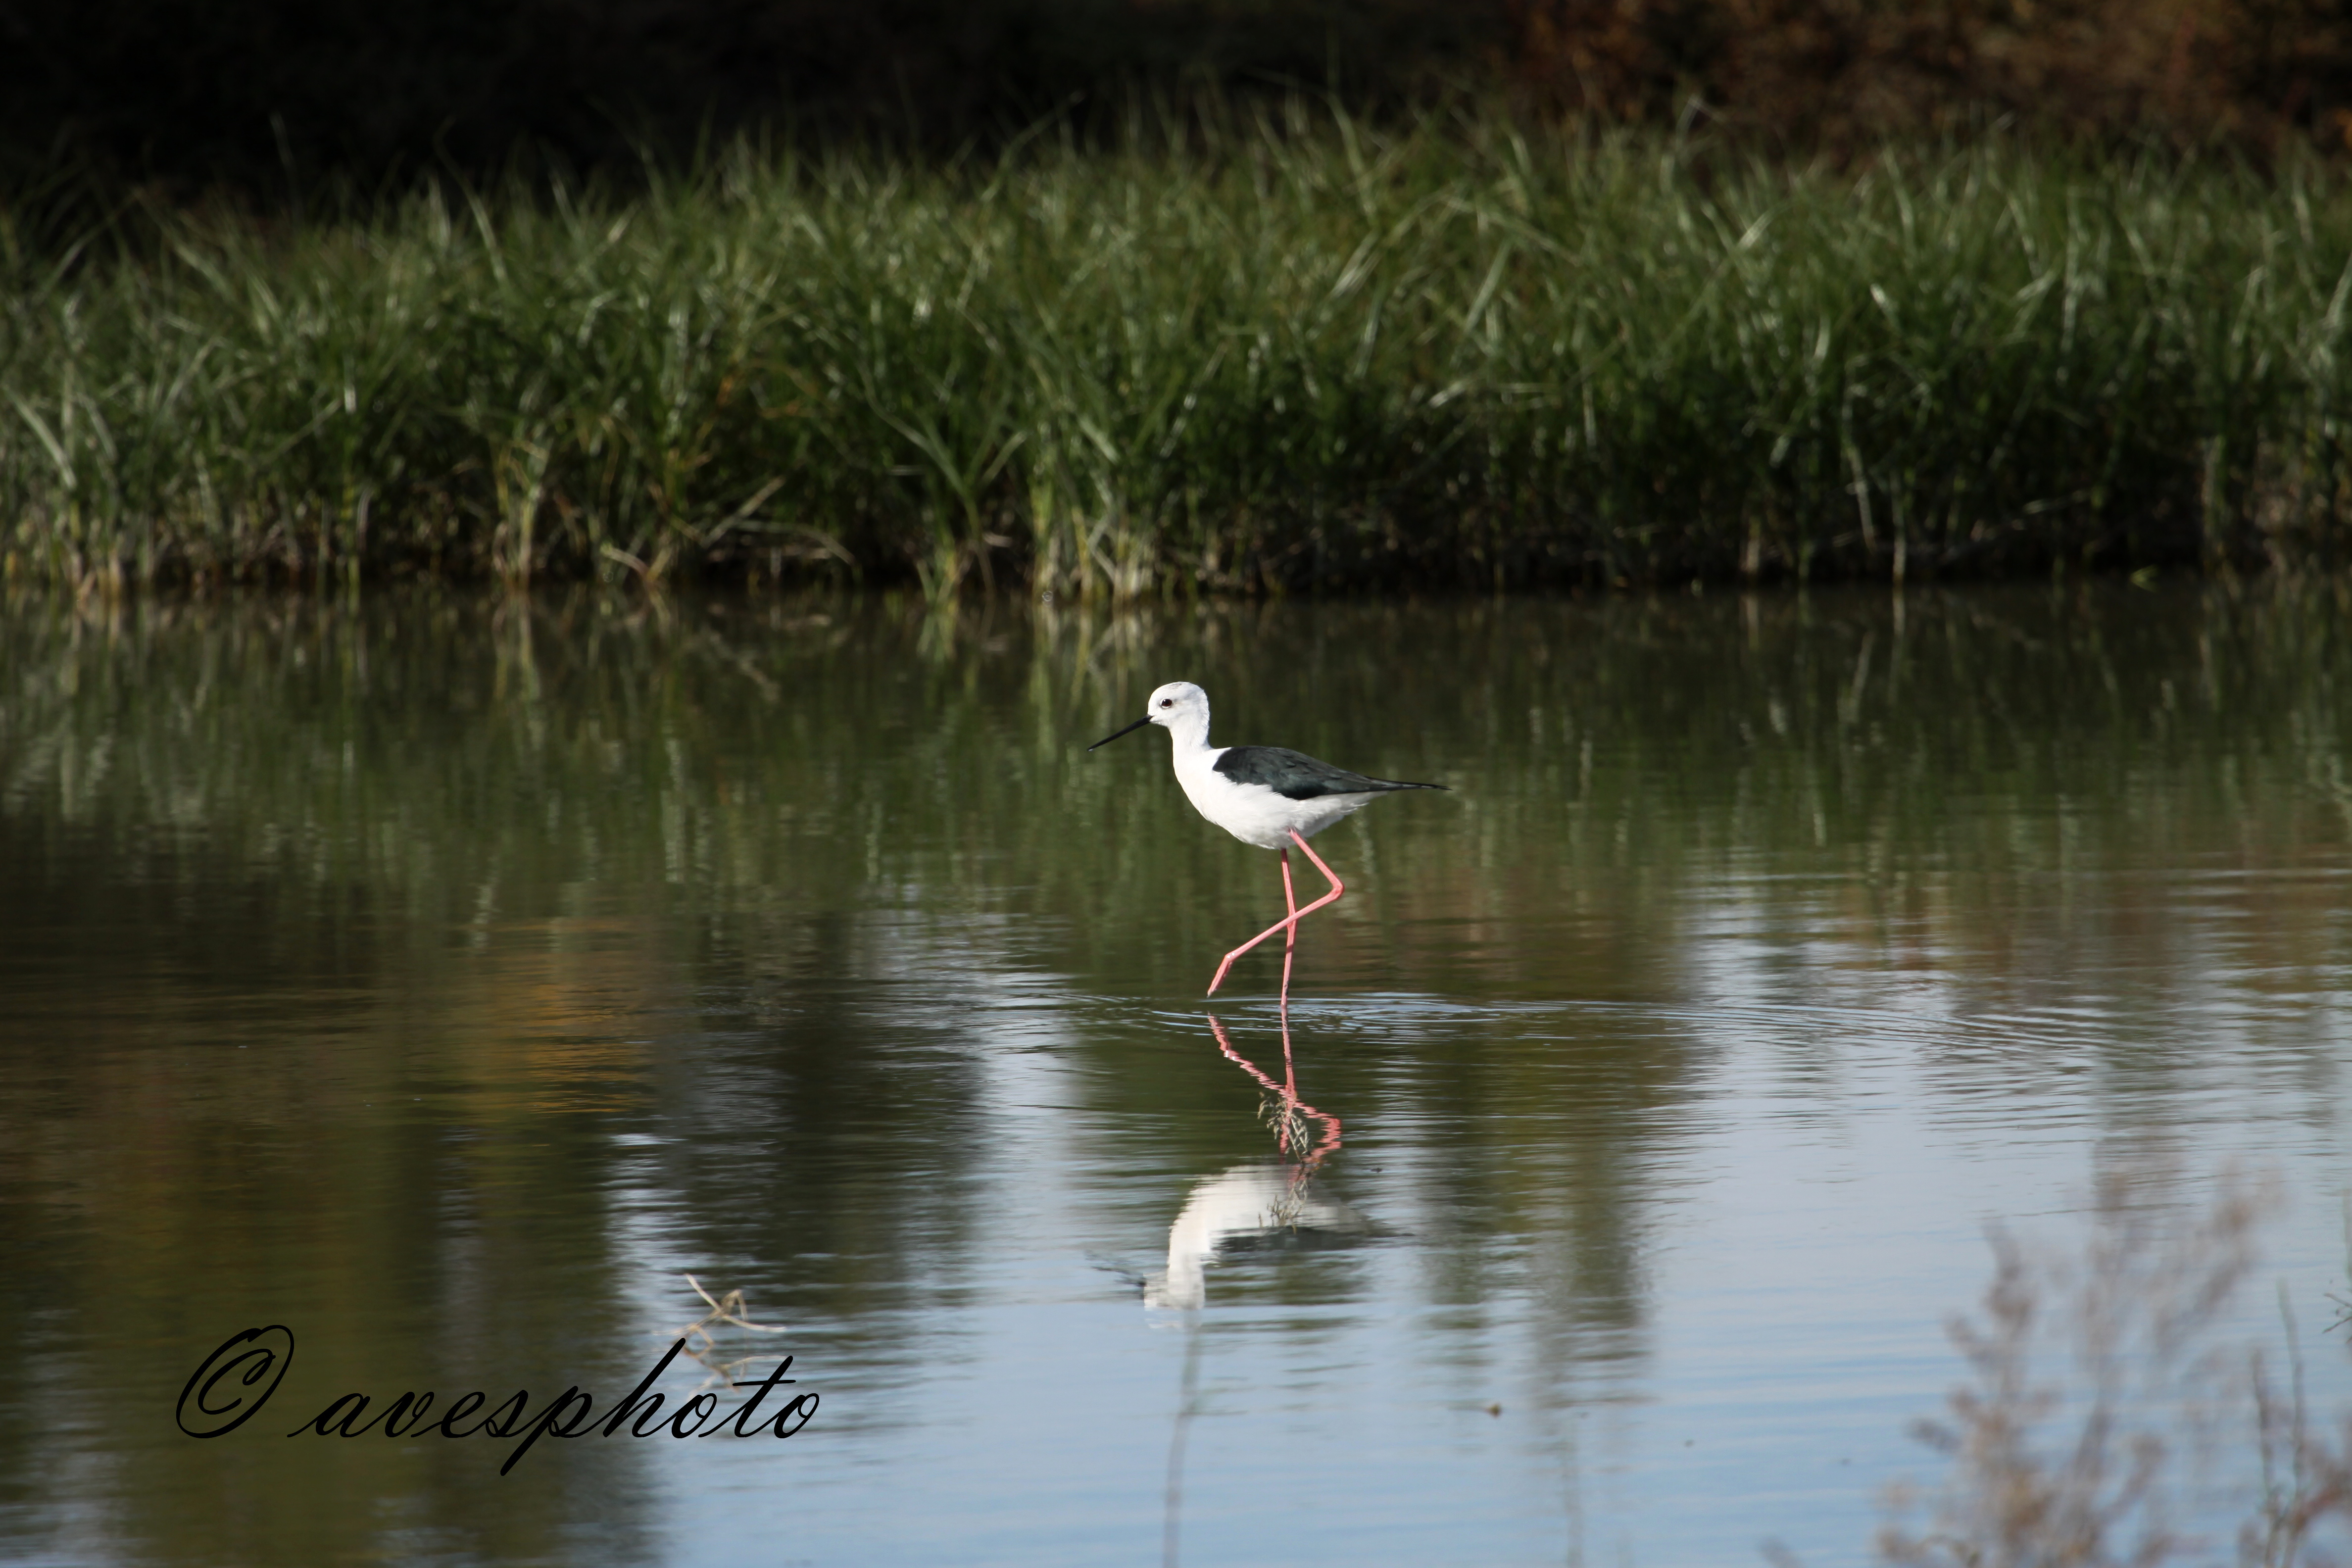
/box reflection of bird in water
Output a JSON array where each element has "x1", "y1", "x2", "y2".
[
  {"x1": 1153, "y1": 1015, "x2": 1361, "y2": 1568},
  {"x1": 1144, "y1": 1015, "x2": 1358, "y2": 1311},
  {"x1": 1088, "y1": 681, "x2": 1444, "y2": 1008},
  {"x1": 1144, "y1": 1164, "x2": 1364, "y2": 1310}
]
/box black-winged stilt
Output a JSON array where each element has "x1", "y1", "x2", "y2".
[{"x1": 1087, "y1": 681, "x2": 1445, "y2": 1005}]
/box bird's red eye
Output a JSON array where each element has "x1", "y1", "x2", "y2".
[{"x1": 1159, "y1": 698, "x2": 1174, "y2": 708}]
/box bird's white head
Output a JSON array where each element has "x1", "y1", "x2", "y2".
[
  {"x1": 1088, "y1": 681, "x2": 1212, "y2": 752},
  {"x1": 1142, "y1": 681, "x2": 1209, "y2": 731}
]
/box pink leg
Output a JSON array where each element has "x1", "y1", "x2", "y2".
[
  {"x1": 1206, "y1": 831, "x2": 1345, "y2": 998},
  {"x1": 1278, "y1": 850, "x2": 1298, "y2": 1017}
]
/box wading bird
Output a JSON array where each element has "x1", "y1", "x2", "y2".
[{"x1": 1088, "y1": 682, "x2": 1445, "y2": 1006}]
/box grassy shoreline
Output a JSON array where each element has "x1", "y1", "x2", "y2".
[{"x1": 6, "y1": 110, "x2": 2352, "y2": 596}]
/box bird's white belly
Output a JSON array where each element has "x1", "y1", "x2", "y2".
[{"x1": 1175, "y1": 768, "x2": 1369, "y2": 851}]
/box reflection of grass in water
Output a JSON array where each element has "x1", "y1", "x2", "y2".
[
  {"x1": 8, "y1": 105, "x2": 2352, "y2": 594},
  {"x1": 1881, "y1": 1175, "x2": 2352, "y2": 1568},
  {"x1": 1260, "y1": 1090, "x2": 1313, "y2": 1167},
  {"x1": 674, "y1": 1273, "x2": 788, "y2": 1391}
]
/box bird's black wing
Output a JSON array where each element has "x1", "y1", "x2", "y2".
[{"x1": 1213, "y1": 745, "x2": 1447, "y2": 802}]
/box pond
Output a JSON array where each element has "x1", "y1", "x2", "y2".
[{"x1": 2, "y1": 581, "x2": 2349, "y2": 1567}]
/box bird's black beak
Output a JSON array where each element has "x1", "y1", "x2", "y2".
[{"x1": 1087, "y1": 715, "x2": 1153, "y2": 752}]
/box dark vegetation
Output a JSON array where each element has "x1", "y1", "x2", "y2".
[
  {"x1": 1512, "y1": 0, "x2": 2352, "y2": 159},
  {"x1": 5, "y1": 0, "x2": 2347, "y2": 196},
  {"x1": 0, "y1": 0, "x2": 1504, "y2": 195}
]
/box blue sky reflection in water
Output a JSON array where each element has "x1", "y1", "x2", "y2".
[{"x1": 0, "y1": 583, "x2": 2348, "y2": 1568}]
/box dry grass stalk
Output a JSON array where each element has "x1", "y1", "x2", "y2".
[{"x1": 1883, "y1": 1172, "x2": 2352, "y2": 1568}]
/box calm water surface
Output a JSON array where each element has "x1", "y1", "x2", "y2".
[{"x1": 3, "y1": 584, "x2": 2350, "y2": 1567}]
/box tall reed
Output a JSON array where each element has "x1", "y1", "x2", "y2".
[{"x1": 5, "y1": 106, "x2": 2351, "y2": 595}]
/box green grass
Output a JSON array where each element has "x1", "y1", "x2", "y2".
[{"x1": 6, "y1": 106, "x2": 2352, "y2": 595}]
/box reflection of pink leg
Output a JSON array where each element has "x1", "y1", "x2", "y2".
[
  {"x1": 1206, "y1": 1013, "x2": 1338, "y2": 1171},
  {"x1": 1205, "y1": 831, "x2": 1344, "y2": 998},
  {"x1": 1278, "y1": 1000, "x2": 1296, "y2": 1097}
]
